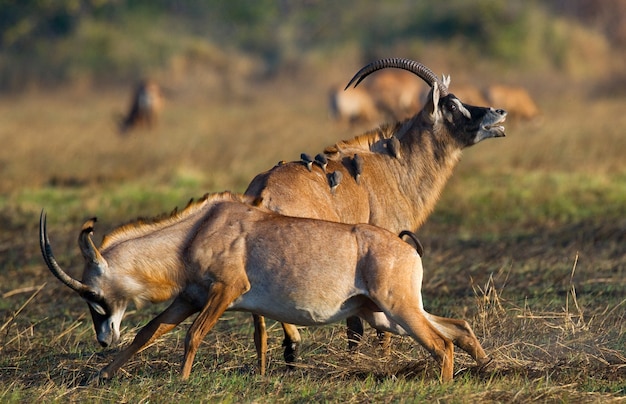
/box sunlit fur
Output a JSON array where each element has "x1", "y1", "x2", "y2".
[
  {"x1": 99, "y1": 192, "x2": 249, "y2": 308},
  {"x1": 245, "y1": 71, "x2": 507, "y2": 369},
  {"x1": 42, "y1": 191, "x2": 489, "y2": 381}
]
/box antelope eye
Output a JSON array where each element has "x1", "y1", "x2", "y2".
[
  {"x1": 449, "y1": 102, "x2": 457, "y2": 111},
  {"x1": 84, "y1": 290, "x2": 102, "y2": 302}
]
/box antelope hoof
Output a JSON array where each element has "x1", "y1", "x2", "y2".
[
  {"x1": 98, "y1": 365, "x2": 118, "y2": 381},
  {"x1": 282, "y1": 339, "x2": 300, "y2": 367},
  {"x1": 377, "y1": 330, "x2": 392, "y2": 356}
]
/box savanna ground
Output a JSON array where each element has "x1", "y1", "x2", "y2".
[{"x1": 0, "y1": 63, "x2": 625, "y2": 402}]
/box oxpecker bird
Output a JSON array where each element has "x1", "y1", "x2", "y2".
[
  {"x1": 387, "y1": 137, "x2": 401, "y2": 159},
  {"x1": 315, "y1": 153, "x2": 328, "y2": 172},
  {"x1": 329, "y1": 171, "x2": 343, "y2": 195},
  {"x1": 300, "y1": 153, "x2": 313, "y2": 172},
  {"x1": 352, "y1": 154, "x2": 364, "y2": 185}
]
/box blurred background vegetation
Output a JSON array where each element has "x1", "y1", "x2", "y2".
[{"x1": 1, "y1": 0, "x2": 625, "y2": 93}]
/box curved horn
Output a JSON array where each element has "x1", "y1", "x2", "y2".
[
  {"x1": 344, "y1": 58, "x2": 449, "y2": 97},
  {"x1": 39, "y1": 210, "x2": 89, "y2": 293},
  {"x1": 78, "y1": 217, "x2": 105, "y2": 265}
]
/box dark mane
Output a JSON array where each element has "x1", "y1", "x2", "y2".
[{"x1": 100, "y1": 191, "x2": 247, "y2": 249}]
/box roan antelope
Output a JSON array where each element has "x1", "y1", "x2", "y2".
[
  {"x1": 118, "y1": 79, "x2": 163, "y2": 134},
  {"x1": 39, "y1": 192, "x2": 489, "y2": 382},
  {"x1": 246, "y1": 58, "x2": 507, "y2": 373}
]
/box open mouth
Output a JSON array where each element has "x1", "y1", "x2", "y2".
[{"x1": 484, "y1": 116, "x2": 506, "y2": 135}]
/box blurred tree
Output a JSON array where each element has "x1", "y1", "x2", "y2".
[
  {"x1": 0, "y1": 0, "x2": 621, "y2": 90},
  {"x1": 549, "y1": 0, "x2": 626, "y2": 47},
  {"x1": 1, "y1": 0, "x2": 96, "y2": 49}
]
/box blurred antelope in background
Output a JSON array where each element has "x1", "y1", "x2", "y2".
[
  {"x1": 247, "y1": 58, "x2": 507, "y2": 372},
  {"x1": 118, "y1": 79, "x2": 163, "y2": 134},
  {"x1": 39, "y1": 192, "x2": 489, "y2": 381},
  {"x1": 484, "y1": 84, "x2": 540, "y2": 121},
  {"x1": 329, "y1": 68, "x2": 424, "y2": 126},
  {"x1": 363, "y1": 68, "x2": 424, "y2": 122},
  {"x1": 328, "y1": 84, "x2": 379, "y2": 125}
]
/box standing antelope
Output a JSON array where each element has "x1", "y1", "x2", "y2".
[
  {"x1": 40, "y1": 192, "x2": 489, "y2": 382},
  {"x1": 118, "y1": 79, "x2": 163, "y2": 134},
  {"x1": 246, "y1": 58, "x2": 507, "y2": 373}
]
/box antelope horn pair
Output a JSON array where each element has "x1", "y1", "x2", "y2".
[
  {"x1": 345, "y1": 57, "x2": 449, "y2": 97},
  {"x1": 39, "y1": 210, "x2": 104, "y2": 294}
]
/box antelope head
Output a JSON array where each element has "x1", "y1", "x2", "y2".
[
  {"x1": 39, "y1": 211, "x2": 127, "y2": 348},
  {"x1": 345, "y1": 57, "x2": 507, "y2": 147}
]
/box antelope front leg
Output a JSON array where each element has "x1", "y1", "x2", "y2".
[
  {"x1": 376, "y1": 329, "x2": 392, "y2": 356},
  {"x1": 182, "y1": 281, "x2": 248, "y2": 379},
  {"x1": 346, "y1": 316, "x2": 364, "y2": 351},
  {"x1": 253, "y1": 314, "x2": 267, "y2": 376},
  {"x1": 99, "y1": 296, "x2": 198, "y2": 379},
  {"x1": 253, "y1": 316, "x2": 301, "y2": 373}
]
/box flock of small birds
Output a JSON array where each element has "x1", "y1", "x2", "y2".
[{"x1": 297, "y1": 134, "x2": 402, "y2": 194}]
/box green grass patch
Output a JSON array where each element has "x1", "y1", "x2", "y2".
[{"x1": 434, "y1": 170, "x2": 626, "y2": 234}]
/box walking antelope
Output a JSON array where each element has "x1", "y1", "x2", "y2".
[
  {"x1": 118, "y1": 79, "x2": 163, "y2": 134},
  {"x1": 39, "y1": 192, "x2": 489, "y2": 381},
  {"x1": 246, "y1": 58, "x2": 507, "y2": 372}
]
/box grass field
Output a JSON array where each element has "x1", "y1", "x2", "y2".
[{"x1": 0, "y1": 66, "x2": 625, "y2": 402}]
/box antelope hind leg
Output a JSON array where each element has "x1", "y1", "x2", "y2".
[
  {"x1": 369, "y1": 303, "x2": 455, "y2": 382},
  {"x1": 99, "y1": 296, "x2": 198, "y2": 379},
  {"x1": 425, "y1": 313, "x2": 491, "y2": 367},
  {"x1": 281, "y1": 323, "x2": 301, "y2": 366},
  {"x1": 403, "y1": 311, "x2": 454, "y2": 382}
]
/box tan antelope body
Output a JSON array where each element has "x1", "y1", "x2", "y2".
[
  {"x1": 40, "y1": 192, "x2": 488, "y2": 381},
  {"x1": 247, "y1": 58, "x2": 507, "y2": 370}
]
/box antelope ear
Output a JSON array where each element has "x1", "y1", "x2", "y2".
[
  {"x1": 87, "y1": 300, "x2": 107, "y2": 316},
  {"x1": 78, "y1": 218, "x2": 105, "y2": 266},
  {"x1": 425, "y1": 84, "x2": 442, "y2": 124},
  {"x1": 442, "y1": 74, "x2": 451, "y2": 88}
]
